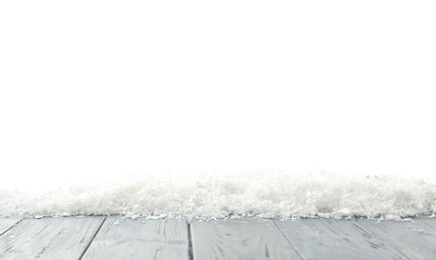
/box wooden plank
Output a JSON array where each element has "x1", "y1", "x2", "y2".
[
  {"x1": 82, "y1": 217, "x2": 189, "y2": 260},
  {"x1": 414, "y1": 217, "x2": 436, "y2": 230},
  {"x1": 274, "y1": 218, "x2": 409, "y2": 260},
  {"x1": 191, "y1": 218, "x2": 301, "y2": 260},
  {"x1": 355, "y1": 218, "x2": 436, "y2": 259},
  {"x1": 0, "y1": 218, "x2": 21, "y2": 236},
  {"x1": 0, "y1": 216, "x2": 105, "y2": 260}
]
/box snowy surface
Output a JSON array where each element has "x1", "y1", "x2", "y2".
[
  {"x1": 1, "y1": 170, "x2": 435, "y2": 220},
  {"x1": 2, "y1": 1, "x2": 436, "y2": 221}
]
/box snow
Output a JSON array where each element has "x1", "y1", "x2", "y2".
[
  {"x1": 1, "y1": 169, "x2": 435, "y2": 220},
  {"x1": 1, "y1": 1, "x2": 436, "y2": 222}
]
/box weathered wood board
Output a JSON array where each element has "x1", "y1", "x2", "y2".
[
  {"x1": 414, "y1": 217, "x2": 436, "y2": 230},
  {"x1": 0, "y1": 216, "x2": 105, "y2": 260},
  {"x1": 274, "y1": 218, "x2": 409, "y2": 260},
  {"x1": 0, "y1": 216, "x2": 435, "y2": 259},
  {"x1": 81, "y1": 217, "x2": 189, "y2": 260},
  {"x1": 191, "y1": 218, "x2": 301, "y2": 259},
  {"x1": 355, "y1": 218, "x2": 436, "y2": 259},
  {"x1": 0, "y1": 218, "x2": 21, "y2": 236}
]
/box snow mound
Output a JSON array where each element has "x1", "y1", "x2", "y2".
[{"x1": 1, "y1": 170, "x2": 435, "y2": 220}]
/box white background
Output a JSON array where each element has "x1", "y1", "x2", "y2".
[{"x1": 1, "y1": 1, "x2": 435, "y2": 186}]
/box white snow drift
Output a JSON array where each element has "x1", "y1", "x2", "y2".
[{"x1": 1, "y1": 170, "x2": 435, "y2": 220}]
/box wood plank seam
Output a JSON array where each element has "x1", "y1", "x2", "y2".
[
  {"x1": 187, "y1": 222, "x2": 194, "y2": 260},
  {"x1": 0, "y1": 219, "x2": 22, "y2": 237},
  {"x1": 272, "y1": 219, "x2": 304, "y2": 260},
  {"x1": 78, "y1": 216, "x2": 107, "y2": 260}
]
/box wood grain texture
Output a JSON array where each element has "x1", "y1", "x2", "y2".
[
  {"x1": 274, "y1": 218, "x2": 409, "y2": 260},
  {"x1": 414, "y1": 217, "x2": 436, "y2": 230},
  {"x1": 191, "y1": 218, "x2": 301, "y2": 260},
  {"x1": 0, "y1": 216, "x2": 105, "y2": 260},
  {"x1": 356, "y1": 218, "x2": 436, "y2": 259},
  {"x1": 0, "y1": 218, "x2": 21, "y2": 236},
  {"x1": 81, "y1": 217, "x2": 189, "y2": 260},
  {"x1": 0, "y1": 216, "x2": 435, "y2": 260}
]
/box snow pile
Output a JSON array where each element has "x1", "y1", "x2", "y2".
[{"x1": 1, "y1": 170, "x2": 435, "y2": 220}]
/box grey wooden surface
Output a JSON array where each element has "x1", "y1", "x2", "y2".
[
  {"x1": 82, "y1": 217, "x2": 189, "y2": 260},
  {"x1": 0, "y1": 218, "x2": 20, "y2": 236},
  {"x1": 191, "y1": 218, "x2": 301, "y2": 259},
  {"x1": 0, "y1": 216, "x2": 105, "y2": 260},
  {"x1": 275, "y1": 218, "x2": 409, "y2": 259},
  {"x1": 0, "y1": 216, "x2": 435, "y2": 259},
  {"x1": 354, "y1": 218, "x2": 436, "y2": 259}
]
